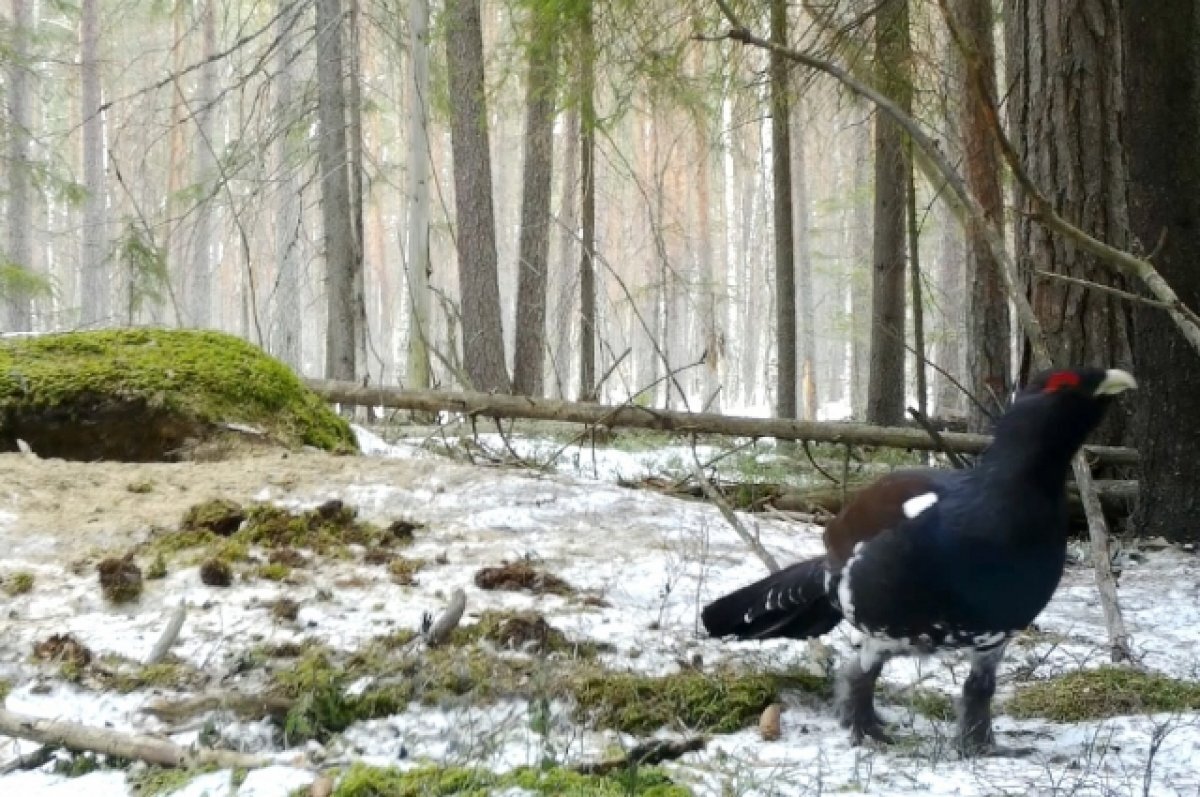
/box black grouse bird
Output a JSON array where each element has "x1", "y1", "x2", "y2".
[{"x1": 701, "y1": 367, "x2": 1136, "y2": 754}]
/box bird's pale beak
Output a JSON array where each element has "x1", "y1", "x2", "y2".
[{"x1": 1094, "y1": 369, "x2": 1138, "y2": 396}]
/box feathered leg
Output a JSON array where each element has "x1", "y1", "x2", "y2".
[
  {"x1": 958, "y1": 645, "x2": 1003, "y2": 755},
  {"x1": 837, "y1": 639, "x2": 892, "y2": 744}
]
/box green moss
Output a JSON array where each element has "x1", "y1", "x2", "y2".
[
  {"x1": 330, "y1": 763, "x2": 688, "y2": 797},
  {"x1": 0, "y1": 328, "x2": 356, "y2": 458},
  {"x1": 0, "y1": 679, "x2": 10, "y2": 703},
  {"x1": 386, "y1": 555, "x2": 425, "y2": 585},
  {"x1": 3, "y1": 570, "x2": 34, "y2": 596},
  {"x1": 573, "y1": 668, "x2": 826, "y2": 735},
  {"x1": 907, "y1": 687, "x2": 956, "y2": 722},
  {"x1": 448, "y1": 609, "x2": 606, "y2": 658},
  {"x1": 144, "y1": 552, "x2": 168, "y2": 580},
  {"x1": 257, "y1": 562, "x2": 292, "y2": 581},
  {"x1": 181, "y1": 498, "x2": 245, "y2": 536},
  {"x1": 129, "y1": 765, "x2": 212, "y2": 797},
  {"x1": 1007, "y1": 666, "x2": 1200, "y2": 722}
]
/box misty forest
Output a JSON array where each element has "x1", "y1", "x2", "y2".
[{"x1": 1, "y1": 0, "x2": 1200, "y2": 795}]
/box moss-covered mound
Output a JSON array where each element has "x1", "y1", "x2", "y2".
[
  {"x1": 1007, "y1": 666, "x2": 1200, "y2": 722},
  {"x1": 0, "y1": 328, "x2": 356, "y2": 460},
  {"x1": 328, "y1": 763, "x2": 689, "y2": 797}
]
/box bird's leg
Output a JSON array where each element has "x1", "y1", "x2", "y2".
[
  {"x1": 837, "y1": 639, "x2": 892, "y2": 744},
  {"x1": 958, "y1": 645, "x2": 1003, "y2": 755}
]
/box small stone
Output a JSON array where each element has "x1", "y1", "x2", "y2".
[
  {"x1": 759, "y1": 703, "x2": 782, "y2": 741},
  {"x1": 97, "y1": 554, "x2": 143, "y2": 603},
  {"x1": 199, "y1": 558, "x2": 233, "y2": 587}
]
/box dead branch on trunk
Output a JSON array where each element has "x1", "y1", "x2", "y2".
[
  {"x1": 690, "y1": 461, "x2": 781, "y2": 572},
  {"x1": 306, "y1": 379, "x2": 1137, "y2": 467},
  {"x1": 0, "y1": 708, "x2": 268, "y2": 769},
  {"x1": 422, "y1": 588, "x2": 467, "y2": 646}
]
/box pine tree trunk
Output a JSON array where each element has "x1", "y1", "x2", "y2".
[
  {"x1": 273, "y1": 0, "x2": 303, "y2": 371},
  {"x1": 315, "y1": 0, "x2": 357, "y2": 381},
  {"x1": 866, "y1": 0, "x2": 910, "y2": 426},
  {"x1": 346, "y1": 0, "x2": 369, "y2": 383},
  {"x1": 577, "y1": 1, "x2": 597, "y2": 400},
  {"x1": 551, "y1": 108, "x2": 579, "y2": 399},
  {"x1": 512, "y1": 9, "x2": 557, "y2": 397},
  {"x1": 5, "y1": 0, "x2": 33, "y2": 331},
  {"x1": 850, "y1": 120, "x2": 871, "y2": 416},
  {"x1": 1123, "y1": 0, "x2": 1200, "y2": 542},
  {"x1": 188, "y1": 0, "x2": 218, "y2": 330},
  {"x1": 770, "y1": 0, "x2": 796, "y2": 419},
  {"x1": 1007, "y1": 0, "x2": 1133, "y2": 444},
  {"x1": 79, "y1": 0, "x2": 108, "y2": 327},
  {"x1": 791, "y1": 94, "x2": 817, "y2": 420}
]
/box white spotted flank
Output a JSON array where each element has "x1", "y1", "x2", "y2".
[
  {"x1": 837, "y1": 541, "x2": 866, "y2": 623},
  {"x1": 902, "y1": 491, "x2": 938, "y2": 519}
]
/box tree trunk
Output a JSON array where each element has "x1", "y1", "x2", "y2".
[
  {"x1": 273, "y1": 0, "x2": 303, "y2": 371},
  {"x1": 445, "y1": 0, "x2": 510, "y2": 392},
  {"x1": 315, "y1": 0, "x2": 356, "y2": 381},
  {"x1": 770, "y1": 0, "x2": 796, "y2": 420},
  {"x1": 850, "y1": 120, "x2": 871, "y2": 416},
  {"x1": 185, "y1": 0, "x2": 218, "y2": 330},
  {"x1": 1007, "y1": 0, "x2": 1133, "y2": 444},
  {"x1": 950, "y1": 0, "x2": 1011, "y2": 431},
  {"x1": 866, "y1": 0, "x2": 910, "y2": 426},
  {"x1": 79, "y1": 0, "x2": 108, "y2": 327},
  {"x1": 4, "y1": 0, "x2": 33, "y2": 331},
  {"x1": 512, "y1": 8, "x2": 557, "y2": 397},
  {"x1": 347, "y1": 0, "x2": 370, "y2": 384},
  {"x1": 791, "y1": 94, "x2": 817, "y2": 420},
  {"x1": 405, "y1": 0, "x2": 433, "y2": 390},
  {"x1": 551, "y1": 108, "x2": 579, "y2": 399},
  {"x1": 577, "y1": 0, "x2": 597, "y2": 400},
  {"x1": 1123, "y1": 0, "x2": 1200, "y2": 542}
]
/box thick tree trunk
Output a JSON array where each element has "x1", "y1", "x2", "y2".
[
  {"x1": 346, "y1": 0, "x2": 369, "y2": 383},
  {"x1": 1007, "y1": 0, "x2": 1133, "y2": 444},
  {"x1": 849, "y1": 121, "x2": 871, "y2": 416},
  {"x1": 551, "y1": 108, "x2": 579, "y2": 399},
  {"x1": 445, "y1": 0, "x2": 510, "y2": 392},
  {"x1": 770, "y1": 0, "x2": 797, "y2": 419},
  {"x1": 315, "y1": 0, "x2": 356, "y2": 381},
  {"x1": 79, "y1": 0, "x2": 108, "y2": 327},
  {"x1": 866, "y1": 0, "x2": 910, "y2": 426},
  {"x1": 1123, "y1": 0, "x2": 1200, "y2": 543},
  {"x1": 951, "y1": 0, "x2": 1011, "y2": 431},
  {"x1": 405, "y1": 0, "x2": 432, "y2": 390},
  {"x1": 5, "y1": 0, "x2": 33, "y2": 332},
  {"x1": 512, "y1": 9, "x2": 557, "y2": 397},
  {"x1": 273, "y1": 0, "x2": 302, "y2": 371}
]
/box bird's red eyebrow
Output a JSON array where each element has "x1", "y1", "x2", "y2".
[{"x1": 1044, "y1": 371, "x2": 1081, "y2": 392}]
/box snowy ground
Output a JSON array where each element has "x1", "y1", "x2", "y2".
[{"x1": 0, "y1": 426, "x2": 1198, "y2": 796}]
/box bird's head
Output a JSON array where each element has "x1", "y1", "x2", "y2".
[{"x1": 987, "y1": 367, "x2": 1137, "y2": 480}]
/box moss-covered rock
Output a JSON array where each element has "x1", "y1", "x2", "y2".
[
  {"x1": 328, "y1": 763, "x2": 689, "y2": 797},
  {"x1": 0, "y1": 328, "x2": 356, "y2": 460},
  {"x1": 1006, "y1": 666, "x2": 1200, "y2": 722}
]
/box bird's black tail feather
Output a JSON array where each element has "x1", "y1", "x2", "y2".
[{"x1": 701, "y1": 556, "x2": 842, "y2": 641}]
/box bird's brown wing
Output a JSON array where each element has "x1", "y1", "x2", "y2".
[{"x1": 822, "y1": 470, "x2": 942, "y2": 567}]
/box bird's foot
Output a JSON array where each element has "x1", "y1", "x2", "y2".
[{"x1": 839, "y1": 704, "x2": 893, "y2": 745}]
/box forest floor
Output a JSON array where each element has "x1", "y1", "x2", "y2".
[{"x1": 1, "y1": 424, "x2": 1198, "y2": 796}]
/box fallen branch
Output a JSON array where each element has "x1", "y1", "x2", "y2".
[
  {"x1": 423, "y1": 588, "x2": 467, "y2": 646},
  {"x1": 907, "y1": 406, "x2": 970, "y2": 469},
  {"x1": 573, "y1": 736, "x2": 706, "y2": 776},
  {"x1": 144, "y1": 691, "x2": 294, "y2": 725},
  {"x1": 690, "y1": 461, "x2": 781, "y2": 572},
  {"x1": 0, "y1": 708, "x2": 268, "y2": 769},
  {"x1": 305, "y1": 380, "x2": 1137, "y2": 467},
  {"x1": 144, "y1": 598, "x2": 187, "y2": 666},
  {"x1": 1073, "y1": 459, "x2": 1134, "y2": 663}
]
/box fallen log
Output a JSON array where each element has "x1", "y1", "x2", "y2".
[
  {"x1": 304, "y1": 380, "x2": 1138, "y2": 467},
  {"x1": 0, "y1": 708, "x2": 268, "y2": 769}
]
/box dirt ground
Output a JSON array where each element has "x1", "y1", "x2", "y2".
[{"x1": 0, "y1": 449, "x2": 470, "y2": 562}]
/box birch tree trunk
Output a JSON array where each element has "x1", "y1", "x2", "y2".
[
  {"x1": 79, "y1": 0, "x2": 108, "y2": 327},
  {"x1": 315, "y1": 0, "x2": 357, "y2": 381},
  {"x1": 405, "y1": 0, "x2": 433, "y2": 390}
]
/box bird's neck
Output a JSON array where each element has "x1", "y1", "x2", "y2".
[{"x1": 980, "y1": 402, "x2": 1098, "y2": 493}]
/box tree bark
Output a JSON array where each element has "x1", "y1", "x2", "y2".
[
  {"x1": 304, "y1": 377, "x2": 1137, "y2": 465},
  {"x1": 405, "y1": 0, "x2": 433, "y2": 390},
  {"x1": 187, "y1": 0, "x2": 218, "y2": 330},
  {"x1": 273, "y1": 0, "x2": 303, "y2": 371},
  {"x1": 849, "y1": 121, "x2": 871, "y2": 417},
  {"x1": 1123, "y1": 0, "x2": 1200, "y2": 543},
  {"x1": 315, "y1": 0, "x2": 357, "y2": 381},
  {"x1": 770, "y1": 0, "x2": 797, "y2": 419},
  {"x1": 346, "y1": 0, "x2": 370, "y2": 384},
  {"x1": 4, "y1": 0, "x2": 34, "y2": 332},
  {"x1": 578, "y1": 0, "x2": 597, "y2": 400},
  {"x1": 445, "y1": 0, "x2": 510, "y2": 392},
  {"x1": 79, "y1": 0, "x2": 108, "y2": 327},
  {"x1": 866, "y1": 0, "x2": 911, "y2": 426},
  {"x1": 791, "y1": 93, "x2": 817, "y2": 420},
  {"x1": 512, "y1": 7, "x2": 557, "y2": 397},
  {"x1": 1007, "y1": 0, "x2": 1133, "y2": 444},
  {"x1": 551, "y1": 108, "x2": 579, "y2": 398}
]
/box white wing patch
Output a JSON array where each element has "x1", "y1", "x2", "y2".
[
  {"x1": 837, "y1": 542, "x2": 866, "y2": 624},
  {"x1": 901, "y1": 492, "x2": 938, "y2": 519}
]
